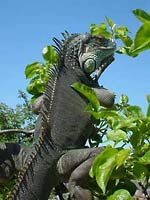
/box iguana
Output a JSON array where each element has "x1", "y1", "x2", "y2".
[{"x1": 6, "y1": 32, "x2": 116, "y2": 200}]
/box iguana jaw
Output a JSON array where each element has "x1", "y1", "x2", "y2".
[{"x1": 93, "y1": 55, "x2": 115, "y2": 80}]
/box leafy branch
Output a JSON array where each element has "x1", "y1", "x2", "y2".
[
  {"x1": 25, "y1": 46, "x2": 58, "y2": 102},
  {"x1": 0, "y1": 129, "x2": 34, "y2": 135},
  {"x1": 72, "y1": 82, "x2": 150, "y2": 199},
  {"x1": 90, "y1": 9, "x2": 150, "y2": 57},
  {"x1": 24, "y1": 9, "x2": 150, "y2": 104}
]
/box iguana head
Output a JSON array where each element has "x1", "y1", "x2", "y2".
[
  {"x1": 78, "y1": 33, "x2": 116, "y2": 81},
  {"x1": 53, "y1": 32, "x2": 116, "y2": 82}
]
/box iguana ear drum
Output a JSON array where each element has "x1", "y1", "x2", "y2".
[{"x1": 83, "y1": 58, "x2": 96, "y2": 74}]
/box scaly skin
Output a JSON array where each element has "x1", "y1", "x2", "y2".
[
  {"x1": 0, "y1": 143, "x2": 30, "y2": 183},
  {"x1": 8, "y1": 136, "x2": 61, "y2": 200}
]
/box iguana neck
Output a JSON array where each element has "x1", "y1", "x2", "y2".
[{"x1": 34, "y1": 33, "x2": 97, "y2": 150}]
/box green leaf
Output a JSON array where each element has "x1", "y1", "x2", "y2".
[
  {"x1": 119, "y1": 36, "x2": 133, "y2": 47},
  {"x1": 85, "y1": 103, "x2": 101, "y2": 119},
  {"x1": 90, "y1": 23, "x2": 112, "y2": 38},
  {"x1": 71, "y1": 82, "x2": 100, "y2": 111},
  {"x1": 130, "y1": 23, "x2": 150, "y2": 55},
  {"x1": 146, "y1": 95, "x2": 150, "y2": 117},
  {"x1": 120, "y1": 94, "x2": 129, "y2": 106},
  {"x1": 105, "y1": 17, "x2": 114, "y2": 29},
  {"x1": 123, "y1": 105, "x2": 144, "y2": 118},
  {"x1": 114, "y1": 26, "x2": 133, "y2": 47},
  {"x1": 121, "y1": 119, "x2": 137, "y2": 130},
  {"x1": 107, "y1": 189, "x2": 132, "y2": 200},
  {"x1": 133, "y1": 163, "x2": 148, "y2": 184},
  {"x1": 107, "y1": 116, "x2": 124, "y2": 130},
  {"x1": 146, "y1": 104, "x2": 150, "y2": 118},
  {"x1": 133, "y1": 9, "x2": 150, "y2": 23},
  {"x1": 130, "y1": 132, "x2": 141, "y2": 149},
  {"x1": 90, "y1": 146, "x2": 118, "y2": 194},
  {"x1": 115, "y1": 26, "x2": 130, "y2": 37},
  {"x1": 106, "y1": 129, "x2": 127, "y2": 144},
  {"x1": 98, "y1": 109, "x2": 124, "y2": 120},
  {"x1": 147, "y1": 95, "x2": 150, "y2": 104},
  {"x1": 116, "y1": 46, "x2": 136, "y2": 57},
  {"x1": 42, "y1": 45, "x2": 58, "y2": 63},
  {"x1": 138, "y1": 150, "x2": 150, "y2": 165},
  {"x1": 85, "y1": 107, "x2": 125, "y2": 123},
  {"x1": 116, "y1": 149, "x2": 130, "y2": 168},
  {"x1": 85, "y1": 105, "x2": 119, "y2": 120},
  {"x1": 26, "y1": 76, "x2": 45, "y2": 95},
  {"x1": 25, "y1": 62, "x2": 44, "y2": 79}
]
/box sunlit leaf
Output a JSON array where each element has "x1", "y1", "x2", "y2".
[
  {"x1": 107, "y1": 189, "x2": 132, "y2": 200},
  {"x1": 114, "y1": 26, "x2": 133, "y2": 47},
  {"x1": 97, "y1": 109, "x2": 123, "y2": 119},
  {"x1": 25, "y1": 62, "x2": 44, "y2": 79},
  {"x1": 123, "y1": 105, "x2": 144, "y2": 118},
  {"x1": 147, "y1": 95, "x2": 150, "y2": 104},
  {"x1": 120, "y1": 94, "x2": 129, "y2": 105},
  {"x1": 116, "y1": 149, "x2": 130, "y2": 168},
  {"x1": 42, "y1": 45, "x2": 58, "y2": 63},
  {"x1": 90, "y1": 23, "x2": 112, "y2": 38},
  {"x1": 138, "y1": 150, "x2": 150, "y2": 165},
  {"x1": 146, "y1": 95, "x2": 150, "y2": 117},
  {"x1": 71, "y1": 82, "x2": 100, "y2": 111},
  {"x1": 130, "y1": 23, "x2": 150, "y2": 55},
  {"x1": 133, "y1": 9, "x2": 150, "y2": 23},
  {"x1": 85, "y1": 103, "x2": 101, "y2": 119},
  {"x1": 106, "y1": 129, "x2": 127, "y2": 144},
  {"x1": 90, "y1": 146, "x2": 118, "y2": 194},
  {"x1": 146, "y1": 104, "x2": 150, "y2": 118},
  {"x1": 26, "y1": 76, "x2": 45, "y2": 95},
  {"x1": 119, "y1": 36, "x2": 133, "y2": 47},
  {"x1": 105, "y1": 17, "x2": 114, "y2": 29},
  {"x1": 115, "y1": 26, "x2": 130, "y2": 37},
  {"x1": 120, "y1": 119, "x2": 137, "y2": 130}
]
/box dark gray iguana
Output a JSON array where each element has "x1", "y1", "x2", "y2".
[{"x1": 6, "y1": 32, "x2": 116, "y2": 200}]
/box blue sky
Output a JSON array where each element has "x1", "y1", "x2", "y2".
[{"x1": 0, "y1": 0, "x2": 150, "y2": 113}]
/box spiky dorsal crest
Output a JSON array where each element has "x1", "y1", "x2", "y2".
[
  {"x1": 40, "y1": 31, "x2": 79, "y2": 136},
  {"x1": 52, "y1": 31, "x2": 70, "y2": 54},
  {"x1": 52, "y1": 31, "x2": 79, "y2": 55}
]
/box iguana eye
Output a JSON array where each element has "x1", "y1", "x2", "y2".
[{"x1": 83, "y1": 58, "x2": 96, "y2": 73}]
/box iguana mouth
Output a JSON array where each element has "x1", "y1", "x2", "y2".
[{"x1": 93, "y1": 55, "x2": 114, "y2": 81}]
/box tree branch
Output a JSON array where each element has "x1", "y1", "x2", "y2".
[{"x1": 0, "y1": 129, "x2": 34, "y2": 135}]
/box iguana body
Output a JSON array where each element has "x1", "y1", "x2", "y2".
[{"x1": 7, "y1": 32, "x2": 116, "y2": 200}]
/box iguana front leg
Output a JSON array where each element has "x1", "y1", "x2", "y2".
[
  {"x1": 92, "y1": 87, "x2": 115, "y2": 108},
  {"x1": 65, "y1": 157, "x2": 96, "y2": 200},
  {"x1": 57, "y1": 147, "x2": 104, "y2": 200},
  {"x1": 0, "y1": 143, "x2": 30, "y2": 183}
]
